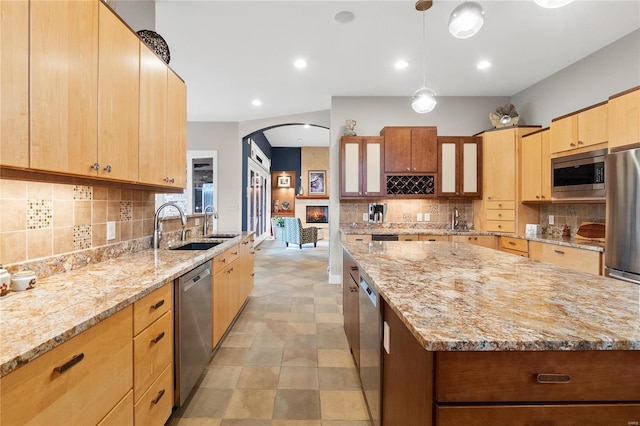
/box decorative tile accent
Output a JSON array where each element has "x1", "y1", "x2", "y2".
[
  {"x1": 27, "y1": 199, "x2": 53, "y2": 229},
  {"x1": 120, "y1": 201, "x2": 133, "y2": 222},
  {"x1": 429, "y1": 203, "x2": 440, "y2": 214},
  {"x1": 73, "y1": 224, "x2": 92, "y2": 250},
  {"x1": 73, "y1": 185, "x2": 93, "y2": 200},
  {"x1": 566, "y1": 205, "x2": 577, "y2": 216}
]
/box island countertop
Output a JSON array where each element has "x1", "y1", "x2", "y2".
[
  {"x1": 0, "y1": 233, "x2": 250, "y2": 378},
  {"x1": 342, "y1": 240, "x2": 639, "y2": 352}
]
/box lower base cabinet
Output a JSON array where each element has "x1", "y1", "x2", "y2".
[
  {"x1": 450, "y1": 235, "x2": 497, "y2": 249},
  {"x1": 134, "y1": 364, "x2": 173, "y2": 426},
  {"x1": 529, "y1": 241, "x2": 602, "y2": 275},
  {"x1": 99, "y1": 390, "x2": 134, "y2": 426}
]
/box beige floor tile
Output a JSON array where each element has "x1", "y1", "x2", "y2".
[
  {"x1": 314, "y1": 297, "x2": 337, "y2": 305},
  {"x1": 284, "y1": 334, "x2": 317, "y2": 349},
  {"x1": 236, "y1": 366, "x2": 280, "y2": 389},
  {"x1": 319, "y1": 391, "x2": 369, "y2": 421},
  {"x1": 169, "y1": 418, "x2": 222, "y2": 426},
  {"x1": 266, "y1": 303, "x2": 291, "y2": 313},
  {"x1": 210, "y1": 348, "x2": 249, "y2": 366},
  {"x1": 317, "y1": 350, "x2": 355, "y2": 368},
  {"x1": 314, "y1": 304, "x2": 340, "y2": 313},
  {"x1": 222, "y1": 333, "x2": 256, "y2": 348},
  {"x1": 224, "y1": 390, "x2": 276, "y2": 419},
  {"x1": 263, "y1": 312, "x2": 289, "y2": 322},
  {"x1": 272, "y1": 421, "x2": 321, "y2": 426},
  {"x1": 290, "y1": 304, "x2": 315, "y2": 313},
  {"x1": 178, "y1": 388, "x2": 233, "y2": 419},
  {"x1": 288, "y1": 312, "x2": 316, "y2": 322},
  {"x1": 252, "y1": 333, "x2": 285, "y2": 349},
  {"x1": 316, "y1": 324, "x2": 344, "y2": 335},
  {"x1": 244, "y1": 347, "x2": 283, "y2": 367},
  {"x1": 273, "y1": 389, "x2": 321, "y2": 420},
  {"x1": 281, "y1": 347, "x2": 318, "y2": 367},
  {"x1": 278, "y1": 366, "x2": 319, "y2": 390},
  {"x1": 320, "y1": 421, "x2": 372, "y2": 426},
  {"x1": 318, "y1": 368, "x2": 362, "y2": 390},
  {"x1": 316, "y1": 334, "x2": 349, "y2": 350},
  {"x1": 287, "y1": 322, "x2": 317, "y2": 335},
  {"x1": 220, "y1": 420, "x2": 271, "y2": 426},
  {"x1": 315, "y1": 313, "x2": 344, "y2": 324},
  {"x1": 259, "y1": 321, "x2": 289, "y2": 334},
  {"x1": 201, "y1": 366, "x2": 242, "y2": 389}
]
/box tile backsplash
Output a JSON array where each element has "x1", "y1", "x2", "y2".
[{"x1": 539, "y1": 203, "x2": 605, "y2": 237}]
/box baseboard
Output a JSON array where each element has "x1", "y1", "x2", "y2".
[{"x1": 328, "y1": 274, "x2": 341, "y2": 285}]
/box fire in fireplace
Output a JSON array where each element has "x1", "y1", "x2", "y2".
[{"x1": 306, "y1": 206, "x2": 329, "y2": 224}]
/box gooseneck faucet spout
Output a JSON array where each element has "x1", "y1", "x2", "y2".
[
  {"x1": 452, "y1": 207, "x2": 460, "y2": 230},
  {"x1": 203, "y1": 205, "x2": 218, "y2": 237},
  {"x1": 153, "y1": 202, "x2": 188, "y2": 249}
]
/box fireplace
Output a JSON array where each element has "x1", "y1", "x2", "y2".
[{"x1": 306, "y1": 206, "x2": 329, "y2": 224}]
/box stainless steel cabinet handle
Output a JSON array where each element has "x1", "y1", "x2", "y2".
[
  {"x1": 554, "y1": 249, "x2": 565, "y2": 254},
  {"x1": 104, "y1": 165, "x2": 112, "y2": 172},
  {"x1": 536, "y1": 373, "x2": 570, "y2": 384},
  {"x1": 151, "y1": 389, "x2": 166, "y2": 404},
  {"x1": 151, "y1": 331, "x2": 165, "y2": 344},
  {"x1": 54, "y1": 353, "x2": 85, "y2": 374},
  {"x1": 91, "y1": 163, "x2": 100, "y2": 171}
]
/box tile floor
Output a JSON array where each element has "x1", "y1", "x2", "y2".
[{"x1": 168, "y1": 238, "x2": 372, "y2": 426}]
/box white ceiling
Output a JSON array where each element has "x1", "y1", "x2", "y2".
[{"x1": 154, "y1": 0, "x2": 640, "y2": 146}]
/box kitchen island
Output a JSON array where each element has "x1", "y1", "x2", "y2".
[{"x1": 342, "y1": 240, "x2": 640, "y2": 425}]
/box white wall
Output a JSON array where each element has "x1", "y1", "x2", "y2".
[
  {"x1": 512, "y1": 29, "x2": 640, "y2": 127},
  {"x1": 187, "y1": 122, "x2": 241, "y2": 231},
  {"x1": 111, "y1": 1, "x2": 155, "y2": 32},
  {"x1": 239, "y1": 110, "x2": 330, "y2": 138}
]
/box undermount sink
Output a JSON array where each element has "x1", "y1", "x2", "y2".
[
  {"x1": 170, "y1": 241, "x2": 223, "y2": 250},
  {"x1": 204, "y1": 233, "x2": 239, "y2": 239}
]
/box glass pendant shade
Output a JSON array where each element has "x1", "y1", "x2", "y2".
[
  {"x1": 534, "y1": 0, "x2": 574, "y2": 8},
  {"x1": 411, "y1": 87, "x2": 437, "y2": 113},
  {"x1": 448, "y1": 1, "x2": 484, "y2": 39}
]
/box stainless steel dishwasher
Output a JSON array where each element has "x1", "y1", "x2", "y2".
[
  {"x1": 359, "y1": 275, "x2": 381, "y2": 426},
  {"x1": 174, "y1": 260, "x2": 213, "y2": 406}
]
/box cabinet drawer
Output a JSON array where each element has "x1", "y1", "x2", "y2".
[
  {"x1": 134, "y1": 364, "x2": 173, "y2": 426},
  {"x1": 437, "y1": 403, "x2": 640, "y2": 426},
  {"x1": 500, "y1": 236, "x2": 528, "y2": 252},
  {"x1": 486, "y1": 220, "x2": 515, "y2": 233},
  {"x1": 1, "y1": 306, "x2": 133, "y2": 425},
  {"x1": 485, "y1": 200, "x2": 515, "y2": 210},
  {"x1": 451, "y1": 235, "x2": 497, "y2": 250},
  {"x1": 133, "y1": 283, "x2": 172, "y2": 335},
  {"x1": 399, "y1": 234, "x2": 419, "y2": 241},
  {"x1": 133, "y1": 310, "x2": 173, "y2": 402},
  {"x1": 213, "y1": 244, "x2": 240, "y2": 274},
  {"x1": 529, "y1": 241, "x2": 601, "y2": 275},
  {"x1": 344, "y1": 234, "x2": 372, "y2": 242},
  {"x1": 98, "y1": 390, "x2": 133, "y2": 426},
  {"x1": 486, "y1": 209, "x2": 515, "y2": 221},
  {"x1": 419, "y1": 235, "x2": 450, "y2": 242},
  {"x1": 499, "y1": 247, "x2": 528, "y2": 257},
  {"x1": 436, "y1": 351, "x2": 640, "y2": 403}
]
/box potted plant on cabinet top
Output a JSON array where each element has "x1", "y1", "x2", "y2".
[{"x1": 271, "y1": 216, "x2": 284, "y2": 241}]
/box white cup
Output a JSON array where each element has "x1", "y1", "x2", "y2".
[
  {"x1": 11, "y1": 271, "x2": 36, "y2": 291},
  {"x1": 0, "y1": 268, "x2": 10, "y2": 296}
]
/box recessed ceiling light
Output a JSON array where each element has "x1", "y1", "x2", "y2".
[
  {"x1": 477, "y1": 60, "x2": 492, "y2": 69},
  {"x1": 334, "y1": 10, "x2": 355, "y2": 24},
  {"x1": 304, "y1": 124, "x2": 310, "y2": 129},
  {"x1": 294, "y1": 58, "x2": 307, "y2": 69},
  {"x1": 395, "y1": 60, "x2": 409, "y2": 70},
  {"x1": 252, "y1": 99, "x2": 262, "y2": 106},
  {"x1": 534, "y1": 0, "x2": 574, "y2": 8}
]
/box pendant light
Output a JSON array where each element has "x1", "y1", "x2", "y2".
[
  {"x1": 448, "y1": 1, "x2": 484, "y2": 39},
  {"x1": 411, "y1": 0, "x2": 437, "y2": 114},
  {"x1": 534, "y1": 0, "x2": 574, "y2": 8}
]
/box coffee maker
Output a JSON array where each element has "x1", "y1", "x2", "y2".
[{"x1": 368, "y1": 203, "x2": 386, "y2": 223}]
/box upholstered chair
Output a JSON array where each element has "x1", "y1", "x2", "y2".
[{"x1": 282, "y1": 217, "x2": 318, "y2": 249}]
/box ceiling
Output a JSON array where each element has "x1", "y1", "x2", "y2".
[{"x1": 153, "y1": 1, "x2": 640, "y2": 146}]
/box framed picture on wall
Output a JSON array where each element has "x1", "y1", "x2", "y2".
[
  {"x1": 277, "y1": 176, "x2": 291, "y2": 187},
  {"x1": 309, "y1": 170, "x2": 326, "y2": 195}
]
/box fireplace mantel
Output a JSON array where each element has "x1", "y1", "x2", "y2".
[{"x1": 296, "y1": 195, "x2": 329, "y2": 200}]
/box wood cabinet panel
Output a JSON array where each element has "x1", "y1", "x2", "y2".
[
  {"x1": 98, "y1": 390, "x2": 133, "y2": 426},
  {"x1": 133, "y1": 311, "x2": 173, "y2": 402},
  {"x1": 486, "y1": 209, "x2": 515, "y2": 221},
  {"x1": 343, "y1": 234, "x2": 372, "y2": 242},
  {"x1": 418, "y1": 235, "x2": 449, "y2": 242},
  {"x1": 29, "y1": 0, "x2": 99, "y2": 176},
  {"x1": 486, "y1": 220, "x2": 515, "y2": 233},
  {"x1": 134, "y1": 364, "x2": 173, "y2": 426},
  {"x1": 97, "y1": 2, "x2": 139, "y2": 181},
  {"x1": 450, "y1": 235, "x2": 497, "y2": 250},
  {"x1": 437, "y1": 403, "x2": 640, "y2": 426},
  {"x1": 438, "y1": 137, "x2": 482, "y2": 198},
  {"x1": 166, "y1": 69, "x2": 187, "y2": 188},
  {"x1": 499, "y1": 236, "x2": 528, "y2": 253},
  {"x1": 340, "y1": 136, "x2": 385, "y2": 198},
  {"x1": 529, "y1": 241, "x2": 601, "y2": 275},
  {"x1": 0, "y1": 306, "x2": 132, "y2": 425},
  {"x1": 411, "y1": 127, "x2": 438, "y2": 172},
  {"x1": 551, "y1": 104, "x2": 608, "y2": 154},
  {"x1": 133, "y1": 283, "x2": 172, "y2": 335},
  {"x1": 213, "y1": 266, "x2": 230, "y2": 347},
  {"x1": 608, "y1": 87, "x2": 640, "y2": 150},
  {"x1": 343, "y1": 249, "x2": 360, "y2": 368},
  {"x1": 436, "y1": 351, "x2": 640, "y2": 402},
  {"x1": 383, "y1": 127, "x2": 412, "y2": 172},
  {"x1": 382, "y1": 127, "x2": 437, "y2": 173},
  {"x1": 520, "y1": 130, "x2": 552, "y2": 202},
  {"x1": 485, "y1": 200, "x2": 515, "y2": 209},
  {"x1": 0, "y1": 0, "x2": 29, "y2": 168},
  {"x1": 483, "y1": 130, "x2": 516, "y2": 201}
]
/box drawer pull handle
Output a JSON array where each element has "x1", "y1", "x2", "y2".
[
  {"x1": 350, "y1": 286, "x2": 358, "y2": 293},
  {"x1": 151, "y1": 331, "x2": 165, "y2": 344},
  {"x1": 232, "y1": 251, "x2": 239, "y2": 255},
  {"x1": 54, "y1": 353, "x2": 85, "y2": 374},
  {"x1": 350, "y1": 266, "x2": 358, "y2": 271},
  {"x1": 151, "y1": 299, "x2": 165, "y2": 310},
  {"x1": 554, "y1": 249, "x2": 565, "y2": 254},
  {"x1": 151, "y1": 389, "x2": 166, "y2": 404},
  {"x1": 536, "y1": 373, "x2": 571, "y2": 384},
  {"x1": 428, "y1": 239, "x2": 436, "y2": 242},
  {"x1": 508, "y1": 241, "x2": 516, "y2": 246}
]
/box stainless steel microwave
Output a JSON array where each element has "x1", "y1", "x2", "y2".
[{"x1": 551, "y1": 148, "x2": 606, "y2": 199}]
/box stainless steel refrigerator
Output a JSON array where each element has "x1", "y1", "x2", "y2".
[{"x1": 605, "y1": 146, "x2": 640, "y2": 285}]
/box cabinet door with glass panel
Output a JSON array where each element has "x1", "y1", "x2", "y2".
[
  {"x1": 340, "y1": 136, "x2": 385, "y2": 199},
  {"x1": 437, "y1": 136, "x2": 482, "y2": 198}
]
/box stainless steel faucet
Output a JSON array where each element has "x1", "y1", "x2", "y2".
[
  {"x1": 203, "y1": 205, "x2": 218, "y2": 237},
  {"x1": 452, "y1": 207, "x2": 460, "y2": 230},
  {"x1": 153, "y1": 202, "x2": 188, "y2": 249}
]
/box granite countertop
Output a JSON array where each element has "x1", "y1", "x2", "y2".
[
  {"x1": 340, "y1": 227, "x2": 605, "y2": 252},
  {"x1": 0, "y1": 233, "x2": 249, "y2": 377},
  {"x1": 343, "y1": 240, "x2": 639, "y2": 352}
]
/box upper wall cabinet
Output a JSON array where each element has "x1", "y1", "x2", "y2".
[
  {"x1": 1, "y1": 0, "x2": 29, "y2": 168},
  {"x1": 381, "y1": 127, "x2": 437, "y2": 173},
  {"x1": 340, "y1": 136, "x2": 385, "y2": 199},
  {"x1": 437, "y1": 136, "x2": 482, "y2": 199},
  {"x1": 29, "y1": 0, "x2": 99, "y2": 176},
  {"x1": 550, "y1": 103, "x2": 608, "y2": 155},
  {"x1": 97, "y1": 2, "x2": 140, "y2": 182},
  {"x1": 519, "y1": 128, "x2": 551, "y2": 202},
  {"x1": 608, "y1": 87, "x2": 640, "y2": 151},
  {"x1": 166, "y1": 69, "x2": 187, "y2": 188}
]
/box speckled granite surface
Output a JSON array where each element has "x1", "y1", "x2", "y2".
[
  {"x1": 343, "y1": 240, "x2": 639, "y2": 352},
  {"x1": 340, "y1": 227, "x2": 605, "y2": 252},
  {"x1": 0, "y1": 233, "x2": 248, "y2": 377}
]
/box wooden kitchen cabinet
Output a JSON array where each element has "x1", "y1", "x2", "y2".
[
  {"x1": 529, "y1": 241, "x2": 602, "y2": 275},
  {"x1": 520, "y1": 128, "x2": 551, "y2": 202},
  {"x1": 97, "y1": 2, "x2": 140, "y2": 181},
  {"x1": 212, "y1": 244, "x2": 244, "y2": 348},
  {"x1": 342, "y1": 234, "x2": 373, "y2": 242},
  {"x1": 166, "y1": 69, "x2": 188, "y2": 188},
  {"x1": 381, "y1": 126, "x2": 438, "y2": 173},
  {"x1": 419, "y1": 235, "x2": 450, "y2": 242},
  {"x1": 340, "y1": 136, "x2": 385, "y2": 198},
  {"x1": 29, "y1": 0, "x2": 99, "y2": 176},
  {"x1": 437, "y1": 136, "x2": 482, "y2": 198},
  {"x1": 483, "y1": 130, "x2": 517, "y2": 201},
  {"x1": 550, "y1": 103, "x2": 608, "y2": 155},
  {"x1": 240, "y1": 234, "x2": 255, "y2": 298},
  {"x1": 0, "y1": 0, "x2": 29, "y2": 168},
  {"x1": 134, "y1": 364, "x2": 173, "y2": 426},
  {"x1": 450, "y1": 235, "x2": 497, "y2": 250},
  {"x1": 98, "y1": 390, "x2": 134, "y2": 426},
  {"x1": 343, "y1": 249, "x2": 360, "y2": 368},
  {"x1": 0, "y1": 306, "x2": 133, "y2": 426},
  {"x1": 499, "y1": 236, "x2": 528, "y2": 257},
  {"x1": 608, "y1": 86, "x2": 640, "y2": 150}
]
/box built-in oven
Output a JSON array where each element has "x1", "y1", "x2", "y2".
[{"x1": 552, "y1": 148, "x2": 606, "y2": 199}]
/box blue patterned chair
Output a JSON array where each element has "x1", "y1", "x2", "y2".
[{"x1": 282, "y1": 217, "x2": 318, "y2": 249}]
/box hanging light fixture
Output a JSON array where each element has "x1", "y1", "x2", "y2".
[
  {"x1": 448, "y1": 1, "x2": 484, "y2": 39},
  {"x1": 411, "y1": 0, "x2": 437, "y2": 114},
  {"x1": 534, "y1": 0, "x2": 574, "y2": 8}
]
